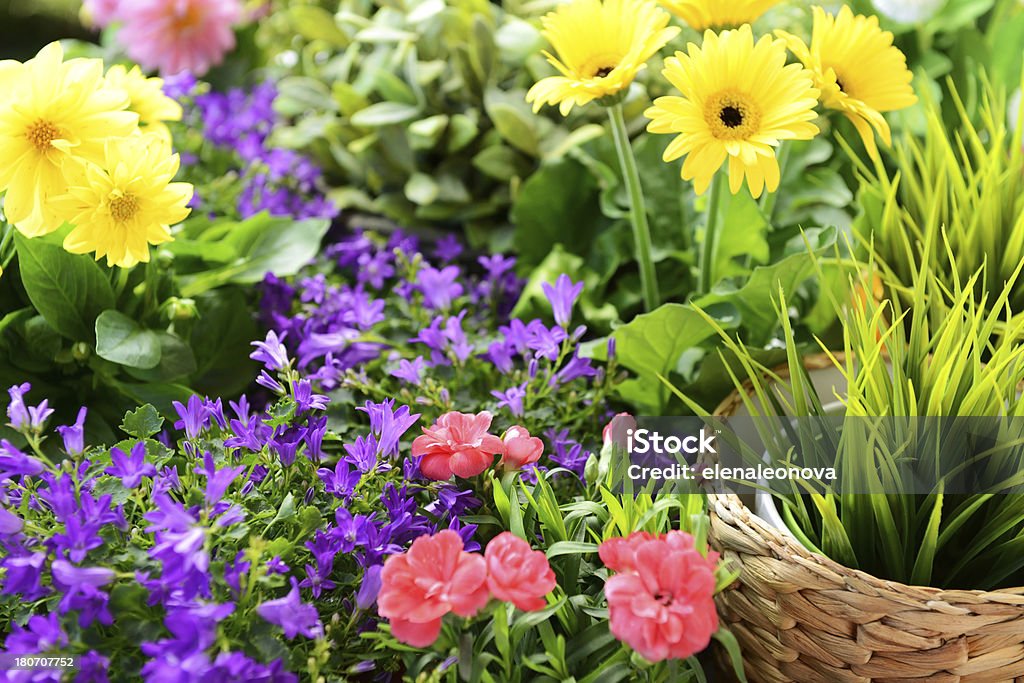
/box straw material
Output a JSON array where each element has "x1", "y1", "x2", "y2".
[{"x1": 709, "y1": 354, "x2": 1024, "y2": 682}]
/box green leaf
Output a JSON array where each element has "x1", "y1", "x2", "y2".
[
  {"x1": 120, "y1": 404, "x2": 165, "y2": 439},
  {"x1": 189, "y1": 289, "x2": 259, "y2": 396},
  {"x1": 544, "y1": 541, "x2": 598, "y2": 559},
  {"x1": 15, "y1": 232, "x2": 115, "y2": 342},
  {"x1": 485, "y1": 91, "x2": 540, "y2": 156},
  {"x1": 710, "y1": 190, "x2": 769, "y2": 282},
  {"x1": 125, "y1": 332, "x2": 197, "y2": 382},
  {"x1": 511, "y1": 157, "x2": 608, "y2": 266},
  {"x1": 713, "y1": 629, "x2": 748, "y2": 683},
  {"x1": 95, "y1": 310, "x2": 162, "y2": 369},
  {"x1": 350, "y1": 102, "x2": 422, "y2": 127},
  {"x1": 609, "y1": 303, "x2": 739, "y2": 414},
  {"x1": 288, "y1": 5, "x2": 350, "y2": 46},
  {"x1": 180, "y1": 216, "x2": 330, "y2": 295}
]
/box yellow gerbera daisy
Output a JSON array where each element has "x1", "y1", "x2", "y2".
[
  {"x1": 526, "y1": 0, "x2": 680, "y2": 116},
  {"x1": 0, "y1": 42, "x2": 138, "y2": 237},
  {"x1": 659, "y1": 0, "x2": 781, "y2": 30},
  {"x1": 51, "y1": 135, "x2": 192, "y2": 268},
  {"x1": 105, "y1": 64, "x2": 183, "y2": 142},
  {"x1": 776, "y1": 6, "x2": 916, "y2": 160},
  {"x1": 644, "y1": 25, "x2": 820, "y2": 198}
]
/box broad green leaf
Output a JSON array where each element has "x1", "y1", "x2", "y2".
[
  {"x1": 95, "y1": 310, "x2": 162, "y2": 369},
  {"x1": 120, "y1": 404, "x2": 165, "y2": 439},
  {"x1": 350, "y1": 102, "x2": 421, "y2": 127},
  {"x1": 15, "y1": 232, "x2": 115, "y2": 342},
  {"x1": 288, "y1": 5, "x2": 350, "y2": 46}
]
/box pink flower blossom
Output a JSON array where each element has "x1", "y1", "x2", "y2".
[
  {"x1": 499, "y1": 426, "x2": 543, "y2": 471},
  {"x1": 600, "y1": 531, "x2": 719, "y2": 662},
  {"x1": 411, "y1": 411, "x2": 505, "y2": 480},
  {"x1": 484, "y1": 532, "x2": 556, "y2": 611},
  {"x1": 602, "y1": 412, "x2": 635, "y2": 448},
  {"x1": 82, "y1": 0, "x2": 122, "y2": 27},
  {"x1": 377, "y1": 530, "x2": 490, "y2": 647},
  {"x1": 117, "y1": 0, "x2": 243, "y2": 76}
]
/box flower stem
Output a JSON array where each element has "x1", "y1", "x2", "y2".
[
  {"x1": 698, "y1": 171, "x2": 725, "y2": 295},
  {"x1": 607, "y1": 103, "x2": 660, "y2": 311},
  {"x1": 760, "y1": 141, "x2": 791, "y2": 222}
]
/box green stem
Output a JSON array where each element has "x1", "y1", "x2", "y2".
[
  {"x1": 760, "y1": 141, "x2": 791, "y2": 222},
  {"x1": 607, "y1": 103, "x2": 660, "y2": 311},
  {"x1": 698, "y1": 172, "x2": 725, "y2": 295},
  {"x1": 0, "y1": 222, "x2": 14, "y2": 274}
]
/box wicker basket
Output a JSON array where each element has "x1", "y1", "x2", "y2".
[{"x1": 709, "y1": 354, "x2": 1024, "y2": 683}]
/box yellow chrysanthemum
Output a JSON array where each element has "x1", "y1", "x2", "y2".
[
  {"x1": 105, "y1": 65, "x2": 183, "y2": 142},
  {"x1": 0, "y1": 42, "x2": 138, "y2": 237},
  {"x1": 659, "y1": 0, "x2": 781, "y2": 30},
  {"x1": 644, "y1": 25, "x2": 820, "y2": 198},
  {"x1": 51, "y1": 135, "x2": 192, "y2": 268},
  {"x1": 776, "y1": 6, "x2": 916, "y2": 160},
  {"x1": 526, "y1": 0, "x2": 680, "y2": 116}
]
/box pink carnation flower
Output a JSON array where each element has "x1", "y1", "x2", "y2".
[
  {"x1": 377, "y1": 530, "x2": 490, "y2": 647},
  {"x1": 498, "y1": 426, "x2": 544, "y2": 471},
  {"x1": 600, "y1": 531, "x2": 719, "y2": 662},
  {"x1": 117, "y1": 0, "x2": 243, "y2": 76},
  {"x1": 484, "y1": 532, "x2": 556, "y2": 612},
  {"x1": 412, "y1": 411, "x2": 505, "y2": 480}
]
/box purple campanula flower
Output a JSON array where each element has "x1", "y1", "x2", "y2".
[
  {"x1": 486, "y1": 340, "x2": 516, "y2": 374},
  {"x1": 434, "y1": 234, "x2": 463, "y2": 262},
  {"x1": 0, "y1": 440, "x2": 45, "y2": 479},
  {"x1": 256, "y1": 577, "x2": 323, "y2": 639},
  {"x1": 443, "y1": 314, "x2": 474, "y2": 362},
  {"x1": 304, "y1": 415, "x2": 327, "y2": 462},
  {"x1": 499, "y1": 319, "x2": 533, "y2": 355},
  {"x1": 542, "y1": 274, "x2": 584, "y2": 328},
  {"x1": 355, "y1": 564, "x2": 382, "y2": 609},
  {"x1": 50, "y1": 515, "x2": 103, "y2": 563},
  {"x1": 271, "y1": 426, "x2": 305, "y2": 466},
  {"x1": 194, "y1": 452, "x2": 245, "y2": 504},
  {"x1": 250, "y1": 330, "x2": 291, "y2": 371},
  {"x1": 172, "y1": 395, "x2": 209, "y2": 439},
  {"x1": 478, "y1": 253, "x2": 516, "y2": 279},
  {"x1": 556, "y1": 351, "x2": 599, "y2": 384},
  {"x1": 0, "y1": 505, "x2": 23, "y2": 535},
  {"x1": 417, "y1": 265, "x2": 464, "y2": 311},
  {"x1": 357, "y1": 400, "x2": 419, "y2": 458},
  {"x1": 224, "y1": 550, "x2": 250, "y2": 597},
  {"x1": 51, "y1": 560, "x2": 115, "y2": 627},
  {"x1": 356, "y1": 250, "x2": 395, "y2": 289},
  {"x1": 527, "y1": 323, "x2": 567, "y2": 361},
  {"x1": 105, "y1": 442, "x2": 157, "y2": 489},
  {"x1": 0, "y1": 551, "x2": 47, "y2": 600},
  {"x1": 344, "y1": 434, "x2": 379, "y2": 474},
  {"x1": 491, "y1": 383, "x2": 527, "y2": 417},
  {"x1": 267, "y1": 556, "x2": 290, "y2": 575},
  {"x1": 390, "y1": 356, "x2": 426, "y2": 386},
  {"x1": 3, "y1": 612, "x2": 67, "y2": 654},
  {"x1": 293, "y1": 379, "x2": 329, "y2": 413},
  {"x1": 77, "y1": 651, "x2": 111, "y2": 683},
  {"x1": 607, "y1": 336, "x2": 617, "y2": 360},
  {"x1": 299, "y1": 563, "x2": 336, "y2": 599},
  {"x1": 56, "y1": 407, "x2": 87, "y2": 456},
  {"x1": 318, "y1": 459, "x2": 361, "y2": 500},
  {"x1": 6, "y1": 382, "x2": 54, "y2": 432}
]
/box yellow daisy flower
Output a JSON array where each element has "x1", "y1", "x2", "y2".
[
  {"x1": 51, "y1": 135, "x2": 193, "y2": 268},
  {"x1": 659, "y1": 0, "x2": 781, "y2": 30},
  {"x1": 776, "y1": 6, "x2": 916, "y2": 160},
  {"x1": 644, "y1": 24, "x2": 820, "y2": 198},
  {"x1": 526, "y1": 0, "x2": 680, "y2": 116},
  {"x1": 105, "y1": 64, "x2": 183, "y2": 142},
  {"x1": 0, "y1": 42, "x2": 138, "y2": 237}
]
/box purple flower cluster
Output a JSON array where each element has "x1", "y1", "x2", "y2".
[{"x1": 166, "y1": 74, "x2": 337, "y2": 221}]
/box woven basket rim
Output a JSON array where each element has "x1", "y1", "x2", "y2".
[{"x1": 710, "y1": 350, "x2": 1024, "y2": 603}]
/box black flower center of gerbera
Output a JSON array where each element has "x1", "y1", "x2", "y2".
[
  {"x1": 595, "y1": 66, "x2": 614, "y2": 78},
  {"x1": 835, "y1": 78, "x2": 845, "y2": 92},
  {"x1": 719, "y1": 106, "x2": 744, "y2": 129}
]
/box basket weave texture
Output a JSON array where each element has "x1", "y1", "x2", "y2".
[{"x1": 709, "y1": 355, "x2": 1024, "y2": 683}]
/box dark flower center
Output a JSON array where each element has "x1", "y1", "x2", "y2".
[
  {"x1": 595, "y1": 66, "x2": 614, "y2": 78},
  {"x1": 653, "y1": 591, "x2": 674, "y2": 606},
  {"x1": 719, "y1": 106, "x2": 744, "y2": 129}
]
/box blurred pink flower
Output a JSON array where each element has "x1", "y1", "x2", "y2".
[
  {"x1": 82, "y1": 0, "x2": 122, "y2": 27},
  {"x1": 377, "y1": 530, "x2": 489, "y2": 647},
  {"x1": 600, "y1": 531, "x2": 719, "y2": 662},
  {"x1": 118, "y1": 0, "x2": 243, "y2": 76},
  {"x1": 484, "y1": 532, "x2": 556, "y2": 612},
  {"x1": 412, "y1": 411, "x2": 505, "y2": 480},
  {"x1": 499, "y1": 426, "x2": 543, "y2": 471}
]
